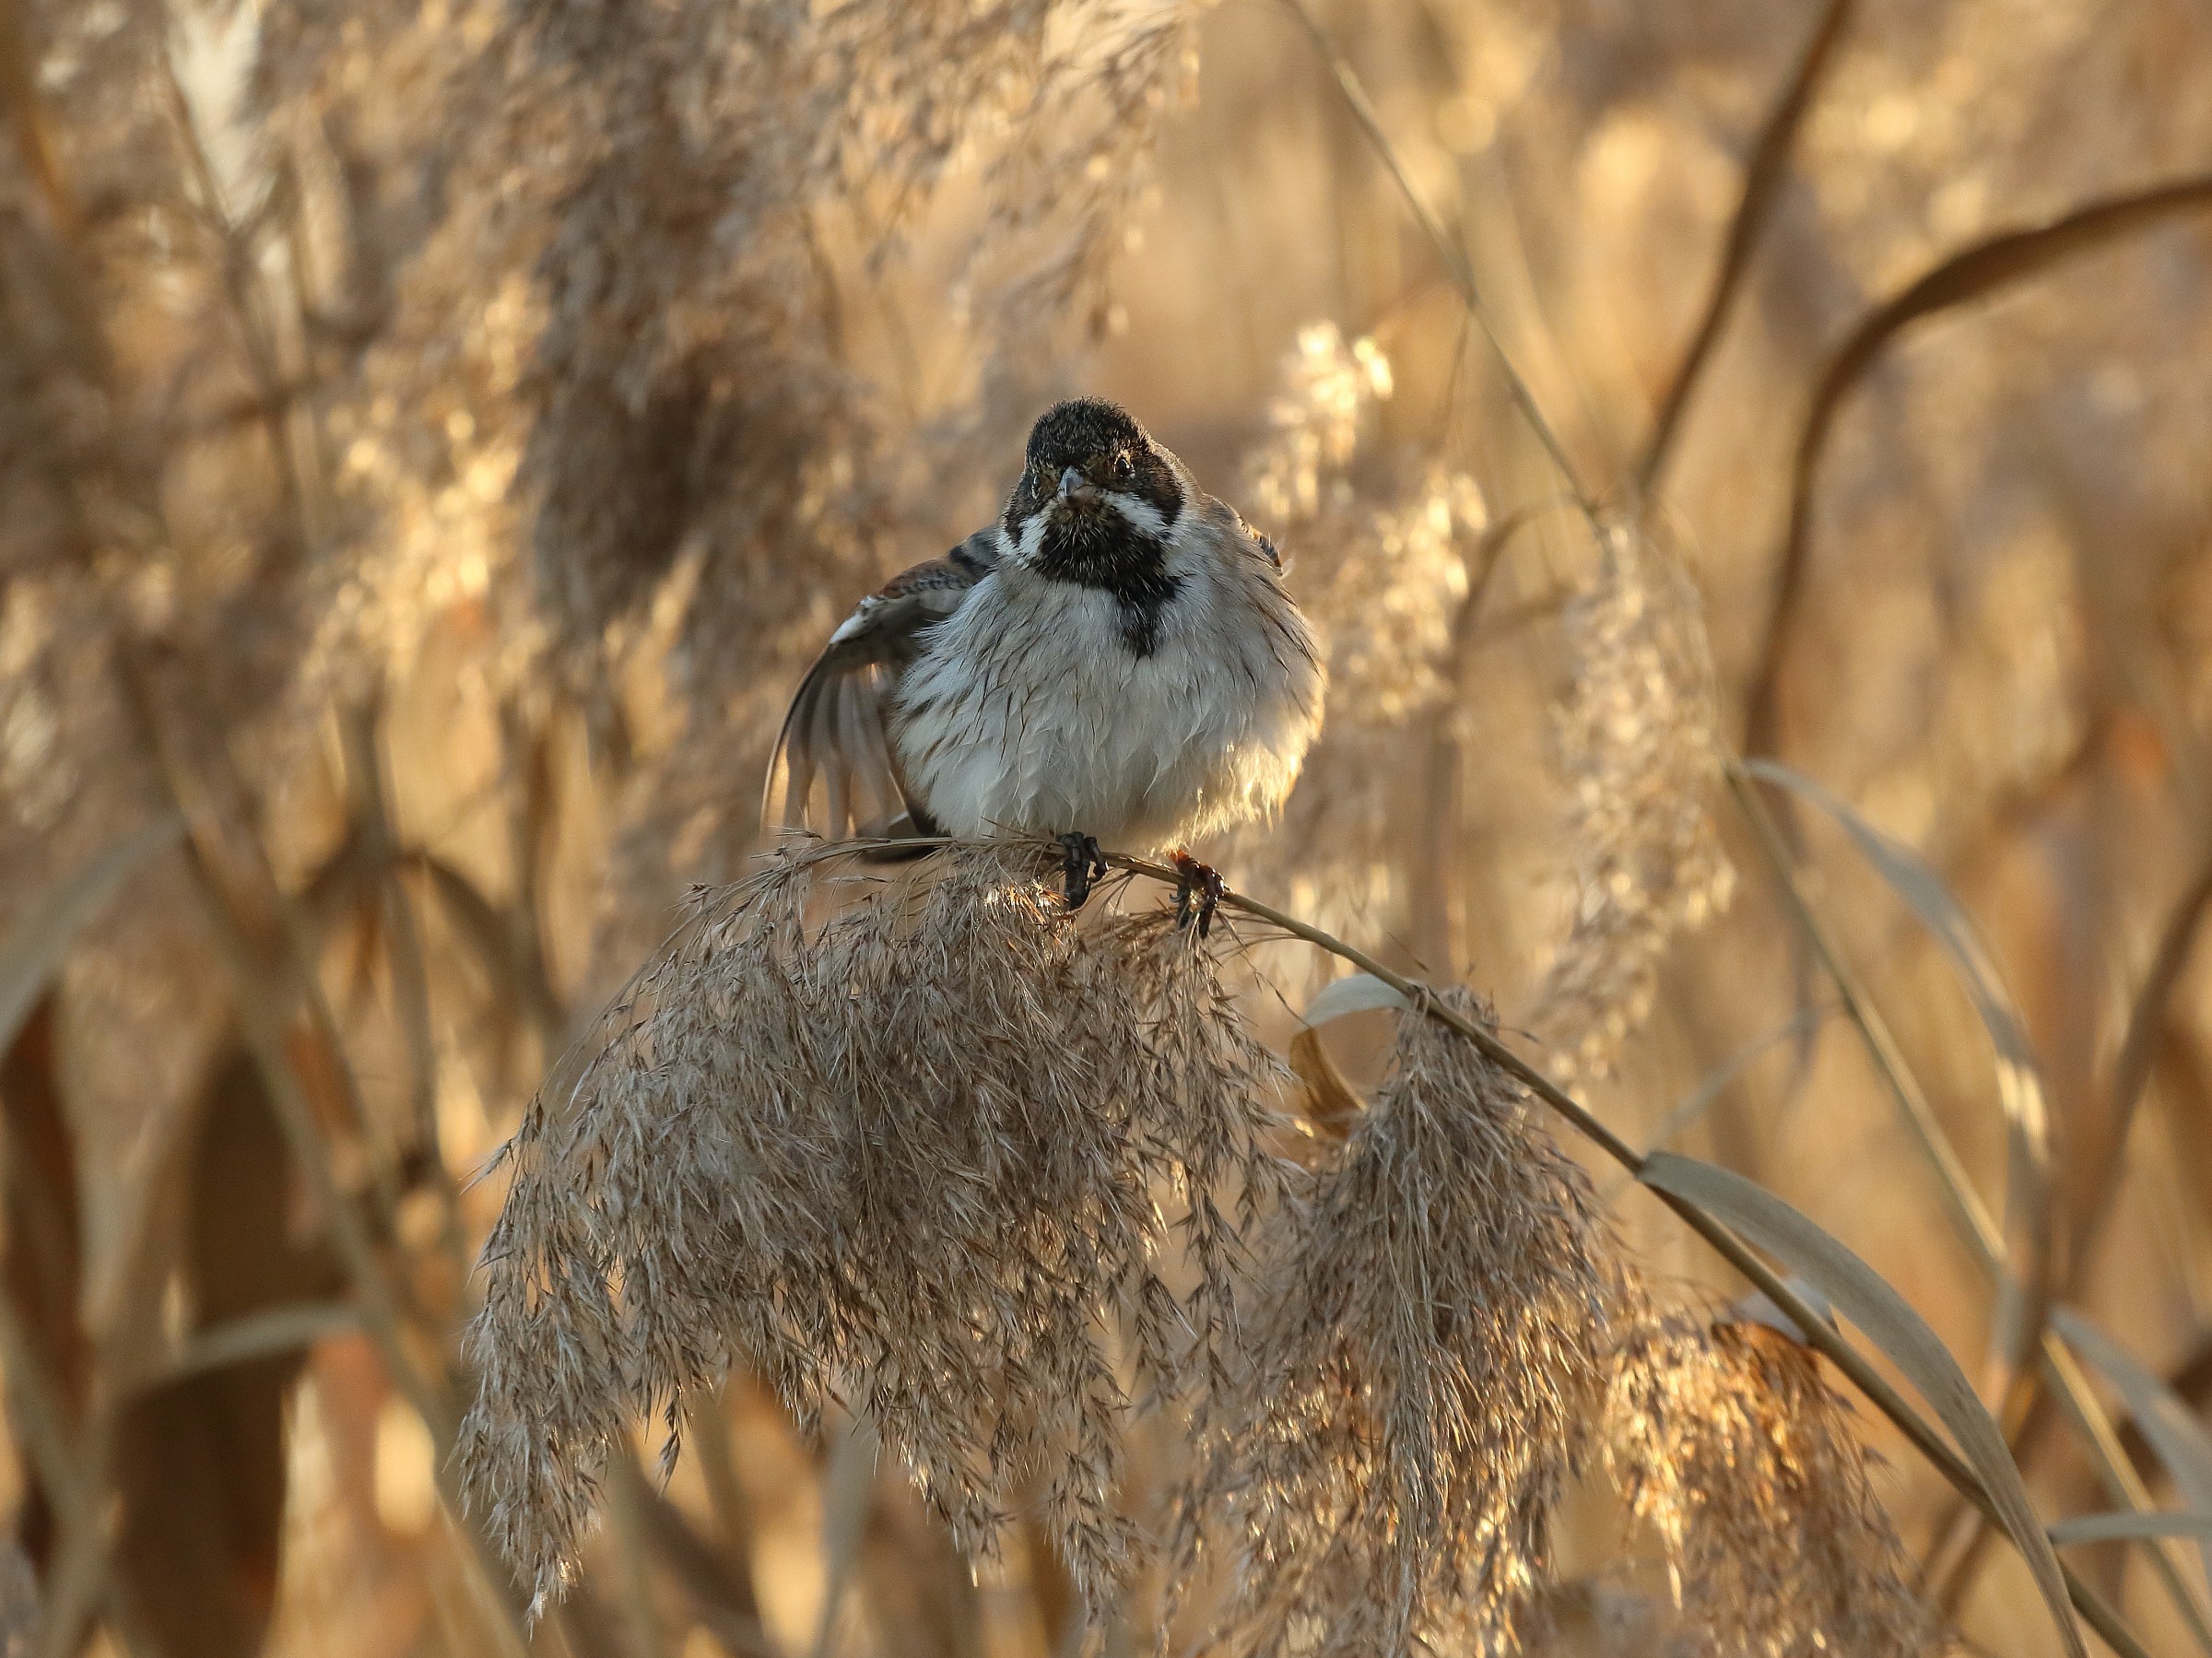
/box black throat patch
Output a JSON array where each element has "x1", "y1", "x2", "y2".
[
  {"x1": 1004, "y1": 398, "x2": 1191, "y2": 656},
  {"x1": 1034, "y1": 518, "x2": 1182, "y2": 657}
]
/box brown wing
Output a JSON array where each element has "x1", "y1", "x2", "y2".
[
  {"x1": 1205, "y1": 494, "x2": 1283, "y2": 569},
  {"x1": 762, "y1": 529, "x2": 996, "y2": 840}
]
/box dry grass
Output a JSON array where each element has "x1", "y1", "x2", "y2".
[
  {"x1": 1532, "y1": 524, "x2": 1734, "y2": 1081},
  {"x1": 458, "y1": 843, "x2": 1288, "y2": 1616},
  {"x1": 1219, "y1": 324, "x2": 1489, "y2": 955},
  {"x1": 1174, "y1": 989, "x2": 1627, "y2": 1657},
  {"x1": 3, "y1": 2, "x2": 2211, "y2": 1657},
  {"x1": 1606, "y1": 1310, "x2": 1939, "y2": 1657}
]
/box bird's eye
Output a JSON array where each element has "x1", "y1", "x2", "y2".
[{"x1": 1112, "y1": 451, "x2": 1134, "y2": 480}]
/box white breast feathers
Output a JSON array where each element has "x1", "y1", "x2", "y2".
[{"x1": 889, "y1": 511, "x2": 1324, "y2": 850}]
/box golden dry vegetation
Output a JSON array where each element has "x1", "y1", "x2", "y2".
[{"x1": 4, "y1": 1, "x2": 2212, "y2": 1655}]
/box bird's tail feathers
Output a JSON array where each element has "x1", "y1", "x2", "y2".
[{"x1": 763, "y1": 660, "x2": 922, "y2": 843}]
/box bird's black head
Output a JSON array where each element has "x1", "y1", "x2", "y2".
[{"x1": 1001, "y1": 399, "x2": 1187, "y2": 590}]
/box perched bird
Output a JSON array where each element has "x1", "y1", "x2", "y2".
[{"x1": 765, "y1": 397, "x2": 1324, "y2": 929}]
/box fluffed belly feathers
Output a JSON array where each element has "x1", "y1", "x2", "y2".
[{"x1": 890, "y1": 563, "x2": 1323, "y2": 850}]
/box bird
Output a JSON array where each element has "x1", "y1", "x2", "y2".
[{"x1": 763, "y1": 396, "x2": 1324, "y2": 932}]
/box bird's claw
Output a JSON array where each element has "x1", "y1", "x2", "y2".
[
  {"x1": 1171, "y1": 851, "x2": 1224, "y2": 938},
  {"x1": 1059, "y1": 832, "x2": 1108, "y2": 911}
]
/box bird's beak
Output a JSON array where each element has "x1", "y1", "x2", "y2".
[{"x1": 1057, "y1": 466, "x2": 1098, "y2": 506}]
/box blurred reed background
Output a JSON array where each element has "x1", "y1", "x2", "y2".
[{"x1": 4, "y1": 0, "x2": 2212, "y2": 1653}]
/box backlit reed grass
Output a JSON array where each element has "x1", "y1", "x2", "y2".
[
  {"x1": 1174, "y1": 987, "x2": 1629, "y2": 1658},
  {"x1": 1605, "y1": 1308, "x2": 1939, "y2": 1657},
  {"x1": 8, "y1": 4, "x2": 2209, "y2": 1657},
  {"x1": 1222, "y1": 324, "x2": 1488, "y2": 956},
  {"x1": 456, "y1": 841, "x2": 1289, "y2": 1616},
  {"x1": 1533, "y1": 523, "x2": 1735, "y2": 1080}
]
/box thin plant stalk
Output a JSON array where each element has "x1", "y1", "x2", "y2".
[
  {"x1": 342, "y1": 700, "x2": 474, "y2": 1286},
  {"x1": 1933, "y1": 840, "x2": 2212, "y2": 1633},
  {"x1": 1729, "y1": 770, "x2": 2006, "y2": 1264},
  {"x1": 1055, "y1": 848, "x2": 2152, "y2": 1658},
  {"x1": 156, "y1": 32, "x2": 326, "y2": 555},
  {"x1": 1726, "y1": 774, "x2": 2212, "y2": 1650},
  {"x1": 1273, "y1": 0, "x2": 1599, "y2": 528},
  {"x1": 2077, "y1": 840, "x2": 2212, "y2": 1276},
  {"x1": 800, "y1": 833, "x2": 2137, "y2": 1655},
  {"x1": 179, "y1": 816, "x2": 536, "y2": 1658},
  {"x1": 606, "y1": 1448, "x2": 676, "y2": 1658},
  {"x1": 1741, "y1": 177, "x2": 2212, "y2": 759},
  {"x1": 129, "y1": 660, "x2": 418, "y2": 1303},
  {"x1": 688, "y1": 1387, "x2": 763, "y2": 1613},
  {"x1": 121, "y1": 664, "x2": 536, "y2": 1658},
  {"x1": 1596, "y1": 1003, "x2": 1831, "y2": 1206},
  {"x1": 809, "y1": 1416, "x2": 879, "y2": 1658},
  {"x1": 0, "y1": 1234, "x2": 146, "y2": 1658},
  {"x1": 1633, "y1": 0, "x2": 1855, "y2": 500}
]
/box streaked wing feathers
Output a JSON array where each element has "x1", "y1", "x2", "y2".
[{"x1": 763, "y1": 530, "x2": 995, "y2": 839}]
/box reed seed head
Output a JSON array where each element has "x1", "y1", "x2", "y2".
[
  {"x1": 1177, "y1": 989, "x2": 1627, "y2": 1657},
  {"x1": 1224, "y1": 325, "x2": 1486, "y2": 968},
  {"x1": 1534, "y1": 523, "x2": 1734, "y2": 1081},
  {"x1": 457, "y1": 841, "x2": 1289, "y2": 1616},
  {"x1": 1605, "y1": 1310, "x2": 1939, "y2": 1658}
]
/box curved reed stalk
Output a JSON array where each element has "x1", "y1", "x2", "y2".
[{"x1": 1099, "y1": 849, "x2": 2152, "y2": 1658}]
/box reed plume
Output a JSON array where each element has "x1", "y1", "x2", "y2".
[
  {"x1": 1605, "y1": 1309, "x2": 1938, "y2": 1657},
  {"x1": 1532, "y1": 523, "x2": 1734, "y2": 1079},
  {"x1": 457, "y1": 842, "x2": 1288, "y2": 1615},
  {"x1": 1226, "y1": 324, "x2": 1487, "y2": 958},
  {"x1": 1176, "y1": 988, "x2": 1626, "y2": 1657}
]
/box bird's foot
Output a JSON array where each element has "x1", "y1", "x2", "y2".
[
  {"x1": 1171, "y1": 851, "x2": 1225, "y2": 938},
  {"x1": 1059, "y1": 832, "x2": 1109, "y2": 911}
]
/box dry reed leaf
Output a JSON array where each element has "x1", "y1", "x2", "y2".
[
  {"x1": 1284, "y1": 1029, "x2": 1362, "y2": 1145},
  {"x1": 1605, "y1": 1310, "x2": 1937, "y2": 1657},
  {"x1": 2053, "y1": 1309, "x2": 2212, "y2": 1589},
  {"x1": 2, "y1": 993, "x2": 92, "y2": 1586},
  {"x1": 1286, "y1": 973, "x2": 1409, "y2": 1143},
  {"x1": 1285, "y1": 972, "x2": 1403, "y2": 1143},
  {"x1": 2048, "y1": 1512, "x2": 2212, "y2": 1546},
  {"x1": 0, "y1": 1544, "x2": 33, "y2": 1652},
  {"x1": 1300, "y1": 972, "x2": 1411, "y2": 1025},
  {"x1": 1640, "y1": 1152, "x2": 2085, "y2": 1658},
  {"x1": 0, "y1": 817, "x2": 182, "y2": 1056},
  {"x1": 1175, "y1": 988, "x2": 1627, "y2": 1657},
  {"x1": 115, "y1": 1046, "x2": 343, "y2": 1658},
  {"x1": 456, "y1": 841, "x2": 1288, "y2": 1617},
  {"x1": 1746, "y1": 758, "x2": 2053, "y2": 1356}
]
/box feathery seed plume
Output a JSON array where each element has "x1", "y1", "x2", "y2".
[
  {"x1": 1532, "y1": 523, "x2": 1733, "y2": 1080},
  {"x1": 457, "y1": 841, "x2": 1288, "y2": 1615},
  {"x1": 1177, "y1": 988, "x2": 1626, "y2": 1657},
  {"x1": 1605, "y1": 1311, "x2": 1939, "y2": 1657},
  {"x1": 1226, "y1": 324, "x2": 1486, "y2": 962}
]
